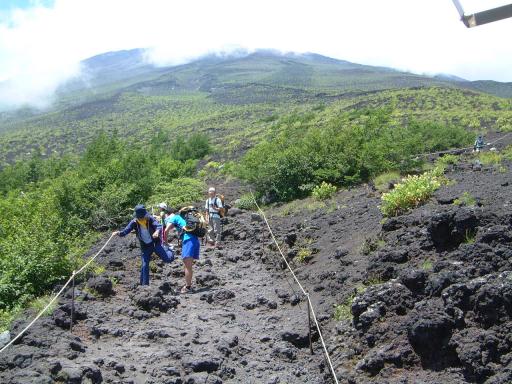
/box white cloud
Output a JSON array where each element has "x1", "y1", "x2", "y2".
[{"x1": 0, "y1": 0, "x2": 511, "y2": 109}]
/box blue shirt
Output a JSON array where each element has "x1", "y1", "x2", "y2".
[{"x1": 166, "y1": 214, "x2": 194, "y2": 242}]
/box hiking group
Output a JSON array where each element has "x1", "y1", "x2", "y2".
[{"x1": 113, "y1": 187, "x2": 228, "y2": 293}]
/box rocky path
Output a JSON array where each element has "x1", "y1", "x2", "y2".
[{"x1": 0, "y1": 210, "x2": 329, "y2": 383}]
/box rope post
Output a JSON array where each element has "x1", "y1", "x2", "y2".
[
  {"x1": 70, "y1": 271, "x2": 76, "y2": 333},
  {"x1": 306, "y1": 293, "x2": 314, "y2": 355}
]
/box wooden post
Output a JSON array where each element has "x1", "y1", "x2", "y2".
[
  {"x1": 70, "y1": 271, "x2": 75, "y2": 333},
  {"x1": 307, "y1": 294, "x2": 314, "y2": 355}
]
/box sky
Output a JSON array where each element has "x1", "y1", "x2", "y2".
[{"x1": 0, "y1": 0, "x2": 511, "y2": 109}]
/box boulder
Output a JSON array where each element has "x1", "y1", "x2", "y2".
[{"x1": 86, "y1": 276, "x2": 114, "y2": 297}]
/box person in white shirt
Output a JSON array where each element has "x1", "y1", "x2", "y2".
[{"x1": 205, "y1": 187, "x2": 223, "y2": 247}]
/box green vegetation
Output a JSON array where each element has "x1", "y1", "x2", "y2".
[
  {"x1": 464, "y1": 229, "x2": 477, "y2": 244},
  {"x1": 436, "y1": 154, "x2": 459, "y2": 168},
  {"x1": 295, "y1": 248, "x2": 313, "y2": 263},
  {"x1": 502, "y1": 145, "x2": 512, "y2": 161},
  {"x1": 0, "y1": 132, "x2": 210, "y2": 330},
  {"x1": 311, "y1": 182, "x2": 337, "y2": 200},
  {"x1": 333, "y1": 299, "x2": 355, "y2": 321},
  {"x1": 239, "y1": 107, "x2": 472, "y2": 201},
  {"x1": 29, "y1": 295, "x2": 58, "y2": 316},
  {"x1": 374, "y1": 171, "x2": 401, "y2": 192},
  {"x1": 421, "y1": 259, "x2": 433, "y2": 271},
  {"x1": 478, "y1": 151, "x2": 503, "y2": 166},
  {"x1": 454, "y1": 192, "x2": 477, "y2": 207},
  {"x1": 361, "y1": 237, "x2": 386, "y2": 256},
  {"x1": 381, "y1": 169, "x2": 443, "y2": 217},
  {"x1": 236, "y1": 193, "x2": 257, "y2": 211}
]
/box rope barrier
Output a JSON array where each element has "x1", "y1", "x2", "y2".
[
  {"x1": 0, "y1": 233, "x2": 115, "y2": 354},
  {"x1": 251, "y1": 192, "x2": 340, "y2": 384}
]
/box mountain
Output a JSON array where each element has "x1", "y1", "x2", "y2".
[
  {"x1": 56, "y1": 49, "x2": 512, "y2": 100},
  {"x1": 0, "y1": 49, "x2": 511, "y2": 166}
]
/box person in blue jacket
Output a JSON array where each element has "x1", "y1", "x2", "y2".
[
  {"x1": 164, "y1": 210, "x2": 200, "y2": 294},
  {"x1": 113, "y1": 204, "x2": 174, "y2": 285}
]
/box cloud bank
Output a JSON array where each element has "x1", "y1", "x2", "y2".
[{"x1": 0, "y1": 0, "x2": 511, "y2": 110}]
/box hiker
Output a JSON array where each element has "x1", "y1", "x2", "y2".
[
  {"x1": 157, "y1": 202, "x2": 176, "y2": 244},
  {"x1": 205, "y1": 187, "x2": 223, "y2": 247},
  {"x1": 164, "y1": 208, "x2": 201, "y2": 294},
  {"x1": 474, "y1": 135, "x2": 485, "y2": 152},
  {"x1": 113, "y1": 204, "x2": 174, "y2": 286}
]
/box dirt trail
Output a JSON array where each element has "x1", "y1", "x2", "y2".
[{"x1": 0, "y1": 211, "x2": 329, "y2": 384}]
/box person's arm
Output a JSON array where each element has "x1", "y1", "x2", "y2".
[
  {"x1": 164, "y1": 222, "x2": 175, "y2": 238},
  {"x1": 149, "y1": 215, "x2": 162, "y2": 238},
  {"x1": 114, "y1": 220, "x2": 136, "y2": 237}
]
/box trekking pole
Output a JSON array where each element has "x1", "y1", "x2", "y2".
[{"x1": 70, "y1": 271, "x2": 76, "y2": 333}]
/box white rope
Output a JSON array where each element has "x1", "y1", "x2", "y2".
[
  {"x1": 0, "y1": 233, "x2": 115, "y2": 354},
  {"x1": 251, "y1": 193, "x2": 340, "y2": 384}
]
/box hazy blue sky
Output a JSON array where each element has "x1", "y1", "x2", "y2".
[{"x1": 0, "y1": 0, "x2": 511, "y2": 109}]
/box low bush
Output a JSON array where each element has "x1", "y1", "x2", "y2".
[
  {"x1": 236, "y1": 193, "x2": 257, "y2": 210},
  {"x1": 435, "y1": 154, "x2": 459, "y2": 169},
  {"x1": 311, "y1": 182, "x2": 337, "y2": 200},
  {"x1": 148, "y1": 178, "x2": 205, "y2": 209},
  {"x1": 381, "y1": 171, "x2": 442, "y2": 217},
  {"x1": 478, "y1": 151, "x2": 502, "y2": 165},
  {"x1": 454, "y1": 192, "x2": 477, "y2": 207},
  {"x1": 295, "y1": 248, "x2": 313, "y2": 263}
]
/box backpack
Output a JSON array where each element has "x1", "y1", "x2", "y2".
[
  {"x1": 215, "y1": 195, "x2": 231, "y2": 218},
  {"x1": 179, "y1": 206, "x2": 207, "y2": 238}
]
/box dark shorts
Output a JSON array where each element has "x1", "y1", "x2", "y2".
[{"x1": 182, "y1": 237, "x2": 200, "y2": 260}]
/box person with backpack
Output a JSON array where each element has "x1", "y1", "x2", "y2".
[
  {"x1": 205, "y1": 187, "x2": 223, "y2": 248},
  {"x1": 164, "y1": 207, "x2": 203, "y2": 294},
  {"x1": 113, "y1": 204, "x2": 174, "y2": 286},
  {"x1": 474, "y1": 135, "x2": 485, "y2": 152}
]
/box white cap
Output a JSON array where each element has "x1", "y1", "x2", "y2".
[
  {"x1": 208, "y1": 187, "x2": 216, "y2": 193},
  {"x1": 158, "y1": 202, "x2": 168, "y2": 210}
]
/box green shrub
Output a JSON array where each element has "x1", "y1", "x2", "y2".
[
  {"x1": 311, "y1": 182, "x2": 337, "y2": 200},
  {"x1": 170, "y1": 133, "x2": 211, "y2": 162},
  {"x1": 421, "y1": 259, "x2": 433, "y2": 271},
  {"x1": 374, "y1": 171, "x2": 401, "y2": 192},
  {"x1": 454, "y1": 192, "x2": 477, "y2": 207},
  {"x1": 148, "y1": 178, "x2": 205, "y2": 209},
  {"x1": 435, "y1": 154, "x2": 459, "y2": 171},
  {"x1": 29, "y1": 295, "x2": 58, "y2": 317},
  {"x1": 464, "y1": 229, "x2": 477, "y2": 244},
  {"x1": 236, "y1": 194, "x2": 257, "y2": 210},
  {"x1": 333, "y1": 302, "x2": 353, "y2": 321},
  {"x1": 478, "y1": 151, "x2": 502, "y2": 165},
  {"x1": 238, "y1": 108, "x2": 471, "y2": 201},
  {"x1": 381, "y1": 171, "x2": 442, "y2": 217},
  {"x1": 502, "y1": 145, "x2": 512, "y2": 161},
  {"x1": 295, "y1": 248, "x2": 313, "y2": 263}
]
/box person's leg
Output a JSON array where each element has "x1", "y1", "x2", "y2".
[
  {"x1": 207, "y1": 218, "x2": 215, "y2": 244},
  {"x1": 183, "y1": 258, "x2": 193, "y2": 288},
  {"x1": 213, "y1": 216, "x2": 222, "y2": 245},
  {"x1": 154, "y1": 242, "x2": 174, "y2": 263},
  {"x1": 140, "y1": 246, "x2": 152, "y2": 285}
]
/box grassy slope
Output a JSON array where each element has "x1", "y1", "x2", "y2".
[{"x1": 0, "y1": 51, "x2": 511, "y2": 165}]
